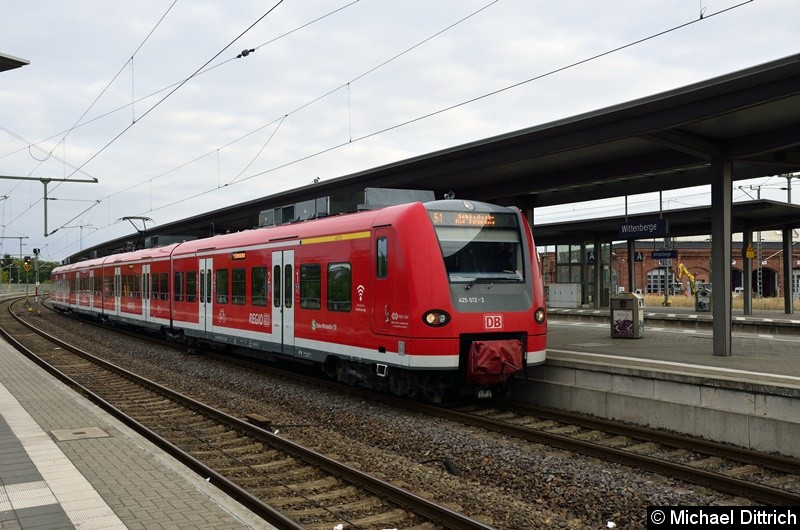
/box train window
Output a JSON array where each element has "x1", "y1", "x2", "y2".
[
  {"x1": 104, "y1": 276, "x2": 112, "y2": 299},
  {"x1": 216, "y1": 269, "x2": 229, "y2": 304},
  {"x1": 300, "y1": 264, "x2": 321, "y2": 309},
  {"x1": 151, "y1": 274, "x2": 159, "y2": 300},
  {"x1": 327, "y1": 262, "x2": 351, "y2": 312},
  {"x1": 186, "y1": 271, "x2": 197, "y2": 302},
  {"x1": 232, "y1": 268, "x2": 246, "y2": 305},
  {"x1": 174, "y1": 272, "x2": 184, "y2": 302},
  {"x1": 204, "y1": 268, "x2": 212, "y2": 303},
  {"x1": 252, "y1": 267, "x2": 267, "y2": 306},
  {"x1": 284, "y1": 264, "x2": 292, "y2": 309},
  {"x1": 135, "y1": 274, "x2": 141, "y2": 298},
  {"x1": 273, "y1": 265, "x2": 281, "y2": 308},
  {"x1": 433, "y1": 227, "x2": 524, "y2": 284},
  {"x1": 160, "y1": 273, "x2": 169, "y2": 300},
  {"x1": 376, "y1": 237, "x2": 388, "y2": 278}
]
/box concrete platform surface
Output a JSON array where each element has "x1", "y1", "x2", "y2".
[
  {"x1": 0, "y1": 338, "x2": 274, "y2": 530},
  {"x1": 514, "y1": 311, "x2": 800, "y2": 457}
]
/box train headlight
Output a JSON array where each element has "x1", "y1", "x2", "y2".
[
  {"x1": 534, "y1": 307, "x2": 546, "y2": 324},
  {"x1": 423, "y1": 310, "x2": 450, "y2": 327}
]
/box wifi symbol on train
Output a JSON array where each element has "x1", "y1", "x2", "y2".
[{"x1": 356, "y1": 284, "x2": 365, "y2": 301}]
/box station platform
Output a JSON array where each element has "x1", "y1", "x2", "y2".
[
  {"x1": 546, "y1": 307, "x2": 800, "y2": 389},
  {"x1": 549, "y1": 304, "x2": 800, "y2": 335},
  {"x1": 0, "y1": 338, "x2": 272, "y2": 529}
]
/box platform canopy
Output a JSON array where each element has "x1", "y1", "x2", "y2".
[
  {"x1": 71, "y1": 53, "x2": 800, "y2": 261},
  {"x1": 0, "y1": 52, "x2": 29, "y2": 72},
  {"x1": 534, "y1": 200, "x2": 800, "y2": 247}
]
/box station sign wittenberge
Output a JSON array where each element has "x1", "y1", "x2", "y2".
[{"x1": 617, "y1": 218, "x2": 669, "y2": 239}]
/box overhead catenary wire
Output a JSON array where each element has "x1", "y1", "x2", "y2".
[
  {"x1": 46, "y1": 1, "x2": 179, "y2": 191},
  {"x1": 0, "y1": 1, "x2": 178, "y2": 243},
  {"x1": 3, "y1": 1, "x2": 287, "y2": 240},
  {"x1": 203, "y1": 1, "x2": 756, "y2": 189},
  {"x1": 0, "y1": 1, "x2": 361, "y2": 164},
  {"x1": 52, "y1": 0, "x2": 498, "y2": 213},
  {"x1": 59, "y1": 0, "x2": 287, "y2": 184},
  {"x1": 119, "y1": 0, "x2": 755, "y2": 225},
  {"x1": 20, "y1": 0, "x2": 759, "y2": 259}
]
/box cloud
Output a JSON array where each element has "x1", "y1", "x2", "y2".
[{"x1": 1, "y1": 0, "x2": 798, "y2": 259}]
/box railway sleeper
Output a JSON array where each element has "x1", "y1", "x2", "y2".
[
  {"x1": 218, "y1": 442, "x2": 267, "y2": 456},
  {"x1": 269, "y1": 486, "x2": 360, "y2": 507},
  {"x1": 255, "y1": 476, "x2": 340, "y2": 496},
  {"x1": 249, "y1": 457, "x2": 298, "y2": 471},
  {"x1": 267, "y1": 468, "x2": 321, "y2": 482},
  {"x1": 284, "y1": 496, "x2": 383, "y2": 518},
  {"x1": 341, "y1": 509, "x2": 416, "y2": 529}
]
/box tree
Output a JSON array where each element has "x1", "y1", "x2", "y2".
[{"x1": 2, "y1": 254, "x2": 14, "y2": 283}]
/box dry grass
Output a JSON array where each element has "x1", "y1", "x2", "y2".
[{"x1": 642, "y1": 293, "x2": 800, "y2": 311}]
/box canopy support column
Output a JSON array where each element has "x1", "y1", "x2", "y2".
[{"x1": 711, "y1": 159, "x2": 732, "y2": 357}]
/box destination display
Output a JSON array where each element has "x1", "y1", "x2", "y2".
[{"x1": 429, "y1": 211, "x2": 518, "y2": 228}]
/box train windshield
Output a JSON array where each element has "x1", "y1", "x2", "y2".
[{"x1": 428, "y1": 210, "x2": 524, "y2": 284}]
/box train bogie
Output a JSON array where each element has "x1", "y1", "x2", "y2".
[{"x1": 52, "y1": 199, "x2": 546, "y2": 399}]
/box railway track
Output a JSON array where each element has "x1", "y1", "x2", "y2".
[
  {"x1": 1, "y1": 297, "x2": 493, "y2": 530},
  {"x1": 29, "y1": 297, "x2": 800, "y2": 508},
  {"x1": 416, "y1": 401, "x2": 800, "y2": 506}
]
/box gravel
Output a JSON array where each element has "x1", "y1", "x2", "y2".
[{"x1": 26, "y1": 310, "x2": 753, "y2": 529}]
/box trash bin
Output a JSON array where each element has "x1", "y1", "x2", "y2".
[
  {"x1": 695, "y1": 286, "x2": 712, "y2": 312},
  {"x1": 611, "y1": 292, "x2": 644, "y2": 338}
]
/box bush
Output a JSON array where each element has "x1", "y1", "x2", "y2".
[{"x1": 642, "y1": 293, "x2": 800, "y2": 311}]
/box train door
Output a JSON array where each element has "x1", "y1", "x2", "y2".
[
  {"x1": 89, "y1": 270, "x2": 95, "y2": 311},
  {"x1": 113, "y1": 267, "x2": 121, "y2": 316},
  {"x1": 271, "y1": 250, "x2": 295, "y2": 355},
  {"x1": 371, "y1": 228, "x2": 399, "y2": 336},
  {"x1": 199, "y1": 258, "x2": 213, "y2": 335},
  {"x1": 142, "y1": 264, "x2": 151, "y2": 322}
]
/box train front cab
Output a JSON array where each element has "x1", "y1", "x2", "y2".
[
  {"x1": 365, "y1": 200, "x2": 545, "y2": 399},
  {"x1": 436, "y1": 201, "x2": 545, "y2": 397}
]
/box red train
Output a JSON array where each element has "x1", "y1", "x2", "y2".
[{"x1": 51, "y1": 199, "x2": 546, "y2": 400}]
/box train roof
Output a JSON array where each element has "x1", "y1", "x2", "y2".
[
  {"x1": 52, "y1": 244, "x2": 180, "y2": 273},
  {"x1": 54, "y1": 202, "x2": 427, "y2": 272},
  {"x1": 172, "y1": 203, "x2": 415, "y2": 256}
]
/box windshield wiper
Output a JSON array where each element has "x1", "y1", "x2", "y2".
[{"x1": 464, "y1": 275, "x2": 520, "y2": 289}]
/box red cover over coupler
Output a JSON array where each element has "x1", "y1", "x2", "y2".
[{"x1": 467, "y1": 340, "x2": 523, "y2": 386}]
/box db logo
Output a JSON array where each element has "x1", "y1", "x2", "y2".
[{"x1": 484, "y1": 314, "x2": 503, "y2": 330}]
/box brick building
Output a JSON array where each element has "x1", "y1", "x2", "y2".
[{"x1": 540, "y1": 235, "x2": 800, "y2": 303}]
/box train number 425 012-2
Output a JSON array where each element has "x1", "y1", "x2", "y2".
[{"x1": 458, "y1": 296, "x2": 485, "y2": 303}]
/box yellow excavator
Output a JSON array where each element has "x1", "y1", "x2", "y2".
[{"x1": 678, "y1": 262, "x2": 697, "y2": 295}]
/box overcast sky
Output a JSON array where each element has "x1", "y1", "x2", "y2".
[{"x1": 1, "y1": 0, "x2": 798, "y2": 262}]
